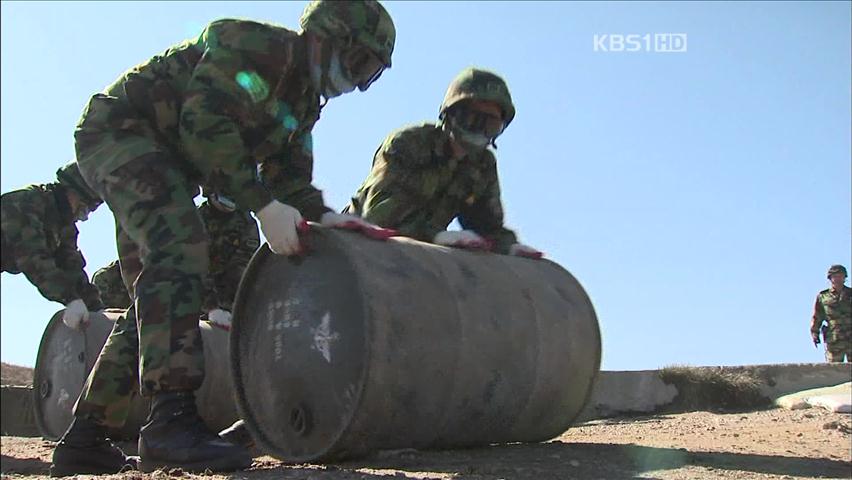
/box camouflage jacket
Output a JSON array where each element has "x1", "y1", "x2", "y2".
[
  {"x1": 77, "y1": 19, "x2": 331, "y2": 220},
  {"x1": 92, "y1": 260, "x2": 131, "y2": 309},
  {"x1": 198, "y1": 200, "x2": 260, "y2": 311},
  {"x1": 1, "y1": 184, "x2": 103, "y2": 309},
  {"x1": 346, "y1": 123, "x2": 518, "y2": 253},
  {"x1": 92, "y1": 202, "x2": 260, "y2": 311},
  {"x1": 811, "y1": 285, "x2": 852, "y2": 338}
]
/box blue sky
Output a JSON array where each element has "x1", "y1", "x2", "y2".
[{"x1": 2, "y1": 1, "x2": 849, "y2": 370}]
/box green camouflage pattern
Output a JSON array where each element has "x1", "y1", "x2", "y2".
[
  {"x1": 55, "y1": 161, "x2": 102, "y2": 210},
  {"x1": 1, "y1": 183, "x2": 103, "y2": 310},
  {"x1": 92, "y1": 260, "x2": 131, "y2": 309},
  {"x1": 198, "y1": 200, "x2": 260, "y2": 311},
  {"x1": 92, "y1": 201, "x2": 259, "y2": 311},
  {"x1": 73, "y1": 16, "x2": 342, "y2": 420},
  {"x1": 345, "y1": 123, "x2": 518, "y2": 253},
  {"x1": 75, "y1": 154, "x2": 207, "y2": 402},
  {"x1": 300, "y1": 0, "x2": 395, "y2": 66},
  {"x1": 76, "y1": 18, "x2": 330, "y2": 217},
  {"x1": 74, "y1": 306, "x2": 141, "y2": 427},
  {"x1": 811, "y1": 285, "x2": 852, "y2": 363},
  {"x1": 439, "y1": 68, "x2": 515, "y2": 125}
]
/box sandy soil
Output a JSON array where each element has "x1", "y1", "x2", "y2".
[{"x1": 2, "y1": 406, "x2": 849, "y2": 480}]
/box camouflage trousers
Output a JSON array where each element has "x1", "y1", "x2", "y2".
[
  {"x1": 74, "y1": 130, "x2": 209, "y2": 428},
  {"x1": 825, "y1": 340, "x2": 851, "y2": 363}
]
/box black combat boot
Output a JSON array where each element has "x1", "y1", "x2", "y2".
[
  {"x1": 218, "y1": 419, "x2": 255, "y2": 449},
  {"x1": 50, "y1": 416, "x2": 138, "y2": 477},
  {"x1": 138, "y1": 391, "x2": 252, "y2": 473}
]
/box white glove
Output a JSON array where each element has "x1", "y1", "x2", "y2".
[
  {"x1": 207, "y1": 308, "x2": 232, "y2": 330},
  {"x1": 320, "y1": 212, "x2": 398, "y2": 240},
  {"x1": 256, "y1": 201, "x2": 304, "y2": 256},
  {"x1": 509, "y1": 242, "x2": 544, "y2": 259},
  {"x1": 62, "y1": 299, "x2": 90, "y2": 330},
  {"x1": 433, "y1": 230, "x2": 492, "y2": 250}
]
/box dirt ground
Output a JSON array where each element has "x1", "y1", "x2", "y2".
[
  {"x1": 2, "y1": 406, "x2": 849, "y2": 480},
  {"x1": 0, "y1": 364, "x2": 32, "y2": 387}
]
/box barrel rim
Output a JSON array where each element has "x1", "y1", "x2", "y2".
[
  {"x1": 553, "y1": 263, "x2": 602, "y2": 431},
  {"x1": 32, "y1": 309, "x2": 74, "y2": 440},
  {"x1": 230, "y1": 228, "x2": 371, "y2": 462}
]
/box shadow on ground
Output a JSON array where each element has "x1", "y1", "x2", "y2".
[
  {"x1": 268, "y1": 441, "x2": 852, "y2": 480},
  {"x1": 1, "y1": 453, "x2": 52, "y2": 475}
]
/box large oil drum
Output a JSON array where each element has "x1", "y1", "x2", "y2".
[
  {"x1": 33, "y1": 310, "x2": 237, "y2": 440},
  {"x1": 231, "y1": 228, "x2": 601, "y2": 462}
]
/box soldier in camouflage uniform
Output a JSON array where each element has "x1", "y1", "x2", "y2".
[
  {"x1": 51, "y1": 1, "x2": 397, "y2": 476},
  {"x1": 811, "y1": 265, "x2": 851, "y2": 363},
  {"x1": 198, "y1": 192, "x2": 260, "y2": 322},
  {"x1": 92, "y1": 192, "x2": 261, "y2": 322},
  {"x1": 1, "y1": 162, "x2": 104, "y2": 329},
  {"x1": 346, "y1": 68, "x2": 542, "y2": 259},
  {"x1": 92, "y1": 260, "x2": 130, "y2": 309}
]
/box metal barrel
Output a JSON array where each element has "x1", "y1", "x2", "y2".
[
  {"x1": 33, "y1": 310, "x2": 237, "y2": 440},
  {"x1": 230, "y1": 228, "x2": 601, "y2": 462},
  {"x1": 1, "y1": 385, "x2": 40, "y2": 436}
]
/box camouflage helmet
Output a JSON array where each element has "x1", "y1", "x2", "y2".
[
  {"x1": 827, "y1": 264, "x2": 847, "y2": 278},
  {"x1": 439, "y1": 68, "x2": 516, "y2": 126},
  {"x1": 300, "y1": 0, "x2": 396, "y2": 67},
  {"x1": 55, "y1": 162, "x2": 102, "y2": 210}
]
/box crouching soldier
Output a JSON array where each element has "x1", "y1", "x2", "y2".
[
  {"x1": 346, "y1": 68, "x2": 543, "y2": 259},
  {"x1": 50, "y1": 0, "x2": 397, "y2": 476},
  {"x1": 1, "y1": 162, "x2": 104, "y2": 328}
]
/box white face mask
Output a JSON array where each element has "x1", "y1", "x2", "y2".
[
  {"x1": 311, "y1": 48, "x2": 356, "y2": 100},
  {"x1": 451, "y1": 126, "x2": 491, "y2": 150}
]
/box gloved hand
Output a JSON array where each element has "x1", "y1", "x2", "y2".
[
  {"x1": 208, "y1": 309, "x2": 232, "y2": 331},
  {"x1": 320, "y1": 212, "x2": 398, "y2": 240},
  {"x1": 812, "y1": 332, "x2": 821, "y2": 347},
  {"x1": 433, "y1": 230, "x2": 493, "y2": 250},
  {"x1": 257, "y1": 200, "x2": 304, "y2": 256},
  {"x1": 62, "y1": 299, "x2": 90, "y2": 330},
  {"x1": 509, "y1": 242, "x2": 544, "y2": 259}
]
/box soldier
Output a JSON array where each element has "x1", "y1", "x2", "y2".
[
  {"x1": 1, "y1": 162, "x2": 104, "y2": 329},
  {"x1": 198, "y1": 191, "x2": 260, "y2": 326},
  {"x1": 346, "y1": 67, "x2": 542, "y2": 259},
  {"x1": 50, "y1": 1, "x2": 397, "y2": 475},
  {"x1": 93, "y1": 191, "x2": 261, "y2": 327},
  {"x1": 91, "y1": 260, "x2": 129, "y2": 309},
  {"x1": 811, "y1": 264, "x2": 851, "y2": 363}
]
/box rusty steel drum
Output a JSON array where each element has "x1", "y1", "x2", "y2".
[
  {"x1": 230, "y1": 228, "x2": 601, "y2": 462},
  {"x1": 33, "y1": 310, "x2": 236, "y2": 440}
]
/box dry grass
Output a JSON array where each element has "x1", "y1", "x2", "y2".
[
  {"x1": 658, "y1": 365, "x2": 771, "y2": 413},
  {"x1": 1, "y1": 362, "x2": 34, "y2": 386}
]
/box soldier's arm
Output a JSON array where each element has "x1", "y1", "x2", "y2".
[
  {"x1": 351, "y1": 136, "x2": 438, "y2": 241},
  {"x1": 11, "y1": 213, "x2": 87, "y2": 307},
  {"x1": 457, "y1": 157, "x2": 518, "y2": 254},
  {"x1": 53, "y1": 223, "x2": 104, "y2": 310},
  {"x1": 179, "y1": 23, "x2": 274, "y2": 214},
  {"x1": 261, "y1": 131, "x2": 333, "y2": 221},
  {"x1": 810, "y1": 295, "x2": 826, "y2": 336}
]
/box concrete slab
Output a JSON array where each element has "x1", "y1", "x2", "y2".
[{"x1": 576, "y1": 363, "x2": 852, "y2": 422}]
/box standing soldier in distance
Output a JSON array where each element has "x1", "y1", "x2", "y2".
[
  {"x1": 50, "y1": 1, "x2": 397, "y2": 475},
  {"x1": 811, "y1": 264, "x2": 851, "y2": 363},
  {"x1": 346, "y1": 67, "x2": 543, "y2": 259},
  {"x1": 1, "y1": 162, "x2": 104, "y2": 329}
]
